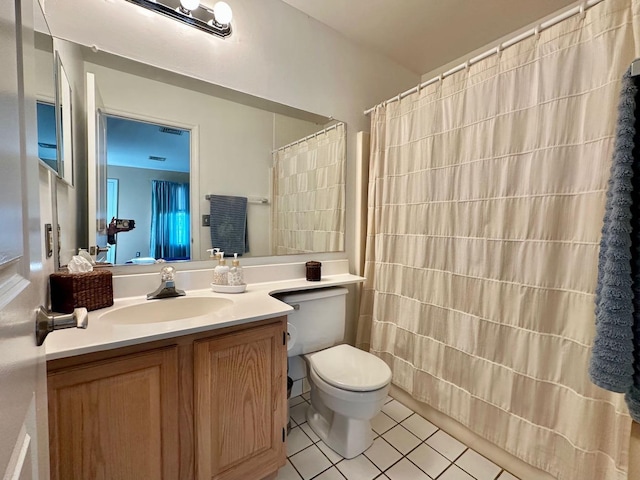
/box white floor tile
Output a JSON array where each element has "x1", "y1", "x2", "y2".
[
  {"x1": 438, "y1": 464, "x2": 475, "y2": 480},
  {"x1": 287, "y1": 426, "x2": 313, "y2": 456},
  {"x1": 300, "y1": 422, "x2": 320, "y2": 443},
  {"x1": 370, "y1": 412, "x2": 397, "y2": 436},
  {"x1": 381, "y1": 425, "x2": 421, "y2": 455},
  {"x1": 384, "y1": 395, "x2": 393, "y2": 404},
  {"x1": 336, "y1": 454, "x2": 381, "y2": 480},
  {"x1": 455, "y1": 449, "x2": 501, "y2": 480},
  {"x1": 317, "y1": 441, "x2": 344, "y2": 464},
  {"x1": 407, "y1": 444, "x2": 451, "y2": 479},
  {"x1": 425, "y1": 430, "x2": 466, "y2": 461},
  {"x1": 290, "y1": 445, "x2": 333, "y2": 480},
  {"x1": 314, "y1": 466, "x2": 346, "y2": 480},
  {"x1": 385, "y1": 458, "x2": 430, "y2": 480},
  {"x1": 363, "y1": 437, "x2": 402, "y2": 472},
  {"x1": 284, "y1": 394, "x2": 516, "y2": 480},
  {"x1": 290, "y1": 403, "x2": 309, "y2": 425},
  {"x1": 289, "y1": 395, "x2": 306, "y2": 408},
  {"x1": 381, "y1": 400, "x2": 413, "y2": 422},
  {"x1": 400, "y1": 414, "x2": 438, "y2": 440},
  {"x1": 276, "y1": 460, "x2": 302, "y2": 480},
  {"x1": 498, "y1": 471, "x2": 520, "y2": 480}
]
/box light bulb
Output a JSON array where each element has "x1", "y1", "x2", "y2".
[
  {"x1": 180, "y1": 0, "x2": 200, "y2": 11},
  {"x1": 213, "y1": 1, "x2": 232, "y2": 25}
]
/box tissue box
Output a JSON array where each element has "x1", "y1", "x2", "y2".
[{"x1": 50, "y1": 270, "x2": 114, "y2": 313}]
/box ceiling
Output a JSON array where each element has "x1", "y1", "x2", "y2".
[
  {"x1": 280, "y1": 0, "x2": 577, "y2": 75},
  {"x1": 106, "y1": 116, "x2": 190, "y2": 173}
]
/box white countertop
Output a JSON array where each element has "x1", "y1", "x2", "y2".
[{"x1": 45, "y1": 273, "x2": 364, "y2": 360}]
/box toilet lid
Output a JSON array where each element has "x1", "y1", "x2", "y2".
[{"x1": 307, "y1": 344, "x2": 392, "y2": 392}]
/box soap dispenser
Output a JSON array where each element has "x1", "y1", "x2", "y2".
[
  {"x1": 228, "y1": 253, "x2": 244, "y2": 286},
  {"x1": 212, "y1": 252, "x2": 229, "y2": 285}
]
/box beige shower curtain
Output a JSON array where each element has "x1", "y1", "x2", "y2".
[
  {"x1": 357, "y1": 1, "x2": 640, "y2": 478},
  {"x1": 272, "y1": 123, "x2": 345, "y2": 254}
]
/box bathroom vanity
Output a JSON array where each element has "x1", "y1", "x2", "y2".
[
  {"x1": 47, "y1": 316, "x2": 287, "y2": 480},
  {"x1": 45, "y1": 261, "x2": 363, "y2": 480}
]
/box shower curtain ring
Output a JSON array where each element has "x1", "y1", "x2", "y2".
[
  {"x1": 534, "y1": 25, "x2": 541, "y2": 38},
  {"x1": 579, "y1": 3, "x2": 587, "y2": 19}
]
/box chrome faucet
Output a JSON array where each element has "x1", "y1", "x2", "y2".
[{"x1": 147, "y1": 266, "x2": 186, "y2": 300}]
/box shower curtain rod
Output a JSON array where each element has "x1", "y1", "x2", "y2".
[
  {"x1": 364, "y1": 0, "x2": 605, "y2": 115},
  {"x1": 272, "y1": 121, "x2": 344, "y2": 153}
]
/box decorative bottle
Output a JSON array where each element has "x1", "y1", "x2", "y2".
[
  {"x1": 212, "y1": 252, "x2": 229, "y2": 285},
  {"x1": 228, "y1": 253, "x2": 244, "y2": 286}
]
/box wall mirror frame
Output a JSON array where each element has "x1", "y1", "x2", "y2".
[{"x1": 77, "y1": 45, "x2": 347, "y2": 267}]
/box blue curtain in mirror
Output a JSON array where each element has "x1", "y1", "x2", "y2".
[{"x1": 150, "y1": 180, "x2": 190, "y2": 260}]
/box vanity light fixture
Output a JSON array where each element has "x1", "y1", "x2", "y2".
[{"x1": 125, "y1": 0, "x2": 233, "y2": 38}]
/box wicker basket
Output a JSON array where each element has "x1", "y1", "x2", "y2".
[{"x1": 50, "y1": 270, "x2": 114, "y2": 313}]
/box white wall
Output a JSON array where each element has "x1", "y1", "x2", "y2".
[
  {"x1": 34, "y1": 46, "x2": 54, "y2": 101},
  {"x1": 43, "y1": 0, "x2": 420, "y2": 273}
]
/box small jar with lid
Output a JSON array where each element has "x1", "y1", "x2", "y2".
[{"x1": 305, "y1": 261, "x2": 321, "y2": 281}]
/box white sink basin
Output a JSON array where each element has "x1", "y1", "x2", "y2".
[{"x1": 100, "y1": 296, "x2": 233, "y2": 325}]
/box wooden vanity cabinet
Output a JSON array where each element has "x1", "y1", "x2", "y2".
[
  {"x1": 47, "y1": 317, "x2": 287, "y2": 480},
  {"x1": 47, "y1": 346, "x2": 180, "y2": 480},
  {"x1": 194, "y1": 321, "x2": 287, "y2": 480}
]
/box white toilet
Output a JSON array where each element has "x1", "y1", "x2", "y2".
[{"x1": 280, "y1": 287, "x2": 392, "y2": 459}]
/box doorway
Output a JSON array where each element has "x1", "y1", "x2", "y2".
[{"x1": 105, "y1": 115, "x2": 191, "y2": 264}]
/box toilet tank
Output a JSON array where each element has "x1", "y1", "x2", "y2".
[{"x1": 275, "y1": 287, "x2": 348, "y2": 357}]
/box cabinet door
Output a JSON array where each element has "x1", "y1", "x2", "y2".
[
  {"x1": 194, "y1": 321, "x2": 286, "y2": 480},
  {"x1": 48, "y1": 346, "x2": 179, "y2": 480}
]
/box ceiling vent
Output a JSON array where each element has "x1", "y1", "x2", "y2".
[
  {"x1": 148, "y1": 155, "x2": 167, "y2": 162},
  {"x1": 159, "y1": 127, "x2": 183, "y2": 135}
]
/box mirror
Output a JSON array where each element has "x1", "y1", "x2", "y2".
[
  {"x1": 33, "y1": 7, "x2": 57, "y2": 173},
  {"x1": 34, "y1": 8, "x2": 73, "y2": 186},
  {"x1": 74, "y1": 44, "x2": 345, "y2": 265},
  {"x1": 55, "y1": 53, "x2": 74, "y2": 186}
]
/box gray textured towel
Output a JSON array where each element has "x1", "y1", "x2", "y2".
[
  {"x1": 590, "y1": 67, "x2": 640, "y2": 421},
  {"x1": 209, "y1": 195, "x2": 248, "y2": 255}
]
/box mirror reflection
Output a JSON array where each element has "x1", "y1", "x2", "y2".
[
  {"x1": 34, "y1": 9, "x2": 57, "y2": 172},
  {"x1": 106, "y1": 115, "x2": 191, "y2": 264},
  {"x1": 55, "y1": 55, "x2": 74, "y2": 186},
  {"x1": 36, "y1": 101, "x2": 57, "y2": 170},
  {"x1": 77, "y1": 45, "x2": 345, "y2": 265},
  {"x1": 34, "y1": 6, "x2": 74, "y2": 186}
]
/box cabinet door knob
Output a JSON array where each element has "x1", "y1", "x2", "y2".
[{"x1": 36, "y1": 306, "x2": 88, "y2": 346}]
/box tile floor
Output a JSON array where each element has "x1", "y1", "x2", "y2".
[{"x1": 278, "y1": 394, "x2": 520, "y2": 480}]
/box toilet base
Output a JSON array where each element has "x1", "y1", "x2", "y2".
[{"x1": 306, "y1": 404, "x2": 374, "y2": 459}]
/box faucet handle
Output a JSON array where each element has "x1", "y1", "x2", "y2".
[{"x1": 160, "y1": 265, "x2": 176, "y2": 282}]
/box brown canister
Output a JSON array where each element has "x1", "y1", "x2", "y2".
[{"x1": 305, "y1": 261, "x2": 321, "y2": 281}]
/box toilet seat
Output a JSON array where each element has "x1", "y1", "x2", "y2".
[{"x1": 306, "y1": 344, "x2": 392, "y2": 392}]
